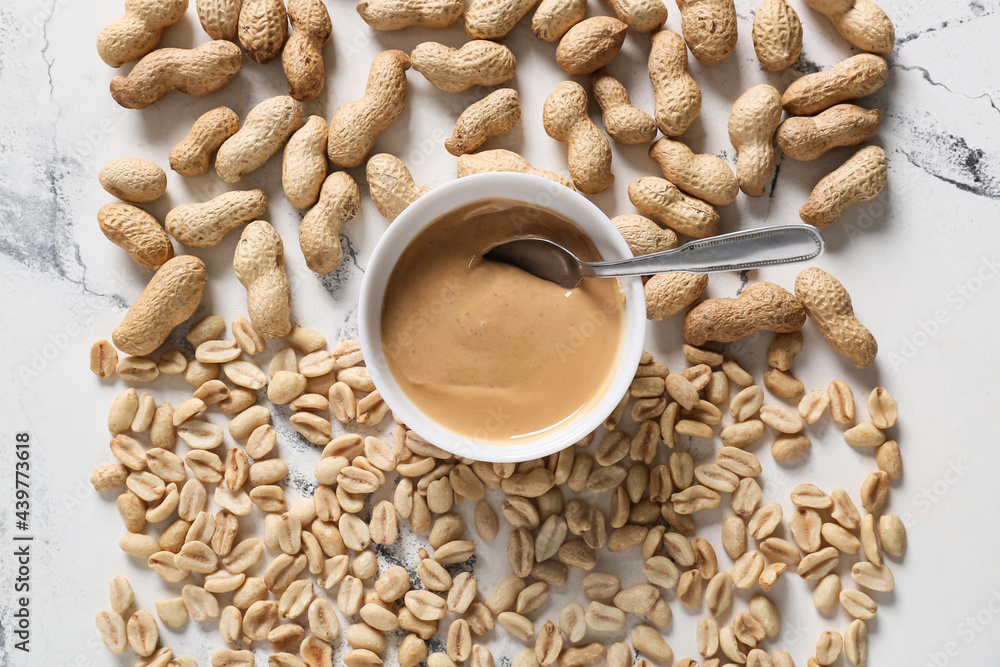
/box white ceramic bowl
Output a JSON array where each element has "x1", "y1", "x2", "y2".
[{"x1": 358, "y1": 173, "x2": 646, "y2": 462}]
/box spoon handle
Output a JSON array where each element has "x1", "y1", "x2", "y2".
[{"x1": 585, "y1": 224, "x2": 825, "y2": 278}]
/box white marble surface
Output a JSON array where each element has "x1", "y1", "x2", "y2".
[{"x1": 2, "y1": 0, "x2": 1000, "y2": 664}]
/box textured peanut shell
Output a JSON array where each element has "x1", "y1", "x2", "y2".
[
  {"x1": 366, "y1": 154, "x2": 430, "y2": 220},
  {"x1": 465, "y1": 0, "x2": 537, "y2": 39},
  {"x1": 591, "y1": 69, "x2": 657, "y2": 146},
  {"x1": 165, "y1": 189, "x2": 268, "y2": 247},
  {"x1": 676, "y1": 0, "x2": 737, "y2": 65},
  {"x1": 446, "y1": 88, "x2": 521, "y2": 156},
  {"x1": 683, "y1": 282, "x2": 806, "y2": 345},
  {"x1": 752, "y1": 0, "x2": 802, "y2": 71},
  {"x1": 170, "y1": 107, "x2": 240, "y2": 176},
  {"x1": 357, "y1": 0, "x2": 463, "y2": 29},
  {"x1": 804, "y1": 0, "x2": 894, "y2": 55},
  {"x1": 282, "y1": 0, "x2": 332, "y2": 101},
  {"x1": 113, "y1": 255, "x2": 208, "y2": 355},
  {"x1": 628, "y1": 176, "x2": 719, "y2": 239},
  {"x1": 648, "y1": 30, "x2": 701, "y2": 137},
  {"x1": 239, "y1": 0, "x2": 289, "y2": 64},
  {"x1": 457, "y1": 150, "x2": 574, "y2": 189},
  {"x1": 99, "y1": 158, "x2": 167, "y2": 203},
  {"x1": 410, "y1": 41, "x2": 515, "y2": 93},
  {"x1": 197, "y1": 0, "x2": 241, "y2": 39},
  {"x1": 556, "y1": 17, "x2": 628, "y2": 76},
  {"x1": 97, "y1": 0, "x2": 189, "y2": 67},
  {"x1": 532, "y1": 0, "x2": 586, "y2": 41},
  {"x1": 110, "y1": 40, "x2": 243, "y2": 109},
  {"x1": 777, "y1": 104, "x2": 882, "y2": 161},
  {"x1": 795, "y1": 267, "x2": 877, "y2": 368},
  {"x1": 612, "y1": 214, "x2": 679, "y2": 256},
  {"x1": 328, "y1": 50, "x2": 410, "y2": 168},
  {"x1": 299, "y1": 172, "x2": 362, "y2": 274},
  {"x1": 799, "y1": 145, "x2": 887, "y2": 227},
  {"x1": 781, "y1": 54, "x2": 888, "y2": 115},
  {"x1": 728, "y1": 84, "x2": 782, "y2": 197},
  {"x1": 542, "y1": 81, "x2": 614, "y2": 194},
  {"x1": 98, "y1": 202, "x2": 175, "y2": 270},
  {"x1": 234, "y1": 221, "x2": 292, "y2": 338},
  {"x1": 283, "y1": 116, "x2": 329, "y2": 209},
  {"x1": 605, "y1": 0, "x2": 667, "y2": 32},
  {"x1": 648, "y1": 138, "x2": 738, "y2": 206},
  {"x1": 646, "y1": 273, "x2": 708, "y2": 321},
  {"x1": 217, "y1": 96, "x2": 304, "y2": 183}
]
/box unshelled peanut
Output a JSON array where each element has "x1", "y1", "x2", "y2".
[
  {"x1": 729, "y1": 84, "x2": 782, "y2": 197},
  {"x1": 683, "y1": 282, "x2": 806, "y2": 345},
  {"x1": 239, "y1": 0, "x2": 289, "y2": 64},
  {"x1": 234, "y1": 221, "x2": 292, "y2": 338},
  {"x1": 328, "y1": 50, "x2": 410, "y2": 168},
  {"x1": 217, "y1": 96, "x2": 304, "y2": 183},
  {"x1": 648, "y1": 29, "x2": 701, "y2": 137},
  {"x1": 110, "y1": 41, "x2": 243, "y2": 109},
  {"x1": 648, "y1": 138, "x2": 738, "y2": 206},
  {"x1": 782, "y1": 54, "x2": 888, "y2": 115},
  {"x1": 366, "y1": 154, "x2": 430, "y2": 220},
  {"x1": 300, "y1": 172, "x2": 362, "y2": 274},
  {"x1": 165, "y1": 190, "x2": 268, "y2": 248},
  {"x1": 446, "y1": 89, "x2": 521, "y2": 156},
  {"x1": 98, "y1": 0, "x2": 188, "y2": 67},
  {"x1": 169, "y1": 106, "x2": 240, "y2": 177},
  {"x1": 542, "y1": 81, "x2": 614, "y2": 194},
  {"x1": 752, "y1": 0, "x2": 802, "y2": 71},
  {"x1": 591, "y1": 70, "x2": 657, "y2": 146},
  {"x1": 776, "y1": 104, "x2": 882, "y2": 161},
  {"x1": 804, "y1": 0, "x2": 894, "y2": 55},
  {"x1": 98, "y1": 203, "x2": 174, "y2": 270},
  {"x1": 282, "y1": 0, "x2": 332, "y2": 101},
  {"x1": 800, "y1": 145, "x2": 887, "y2": 228},
  {"x1": 795, "y1": 267, "x2": 878, "y2": 368}
]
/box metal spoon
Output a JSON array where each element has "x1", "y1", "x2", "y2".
[{"x1": 485, "y1": 224, "x2": 825, "y2": 289}]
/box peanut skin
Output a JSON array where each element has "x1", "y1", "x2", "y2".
[
  {"x1": 675, "y1": 0, "x2": 738, "y2": 65},
  {"x1": 98, "y1": 203, "x2": 175, "y2": 270},
  {"x1": 113, "y1": 255, "x2": 208, "y2": 355},
  {"x1": 97, "y1": 0, "x2": 189, "y2": 67},
  {"x1": 803, "y1": 0, "x2": 894, "y2": 55},
  {"x1": 795, "y1": 267, "x2": 877, "y2": 368},
  {"x1": 328, "y1": 50, "x2": 410, "y2": 168},
  {"x1": 648, "y1": 30, "x2": 701, "y2": 137},
  {"x1": 752, "y1": 0, "x2": 802, "y2": 72},
  {"x1": 446, "y1": 89, "x2": 521, "y2": 156},
  {"x1": 646, "y1": 273, "x2": 709, "y2": 321},
  {"x1": 410, "y1": 41, "x2": 515, "y2": 93},
  {"x1": 457, "y1": 149, "x2": 574, "y2": 189},
  {"x1": 590, "y1": 69, "x2": 657, "y2": 146},
  {"x1": 728, "y1": 84, "x2": 782, "y2": 197},
  {"x1": 299, "y1": 172, "x2": 362, "y2": 274},
  {"x1": 648, "y1": 138, "x2": 738, "y2": 206},
  {"x1": 217, "y1": 96, "x2": 304, "y2": 183},
  {"x1": 165, "y1": 189, "x2": 268, "y2": 248},
  {"x1": 357, "y1": 0, "x2": 463, "y2": 30},
  {"x1": 542, "y1": 81, "x2": 614, "y2": 194},
  {"x1": 99, "y1": 159, "x2": 167, "y2": 204},
  {"x1": 234, "y1": 221, "x2": 292, "y2": 338},
  {"x1": 556, "y1": 17, "x2": 628, "y2": 76},
  {"x1": 169, "y1": 107, "x2": 240, "y2": 177},
  {"x1": 612, "y1": 214, "x2": 679, "y2": 256},
  {"x1": 366, "y1": 154, "x2": 430, "y2": 220},
  {"x1": 283, "y1": 116, "x2": 329, "y2": 209},
  {"x1": 628, "y1": 176, "x2": 719, "y2": 239},
  {"x1": 239, "y1": 0, "x2": 289, "y2": 64},
  {"x1": 197, "y1": 0, "x2": 241, "y2": 39},
  {"x1": 799, "y1": 146, "x2": 887, "y2": 227},
  {"x1": 683, "y1": 282, "x2": 806, "y2": 345},
  {"x1": 781, "y1": 54, "x2": 888, "y2": 116},
  {"x1": 282, "y1": 0, "x2": 332, "y2": 101},
  {"x1": 110, "y1": 40, "x2": 243, "y2": 109}
]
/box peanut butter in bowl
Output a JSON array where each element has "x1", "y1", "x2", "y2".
[{"x1": 380, "y1": 198, "x2": 627, "y2": 445}]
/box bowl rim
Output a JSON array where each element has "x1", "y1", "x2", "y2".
[{"x1": 358, "y1": 172, "x2": 646, "y2": 463}]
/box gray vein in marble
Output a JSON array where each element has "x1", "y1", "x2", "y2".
[
  {"x1": 892, "y1": 63, "x2": 1000, "y2": 116},
  {"x1": 897, "y1": 3, "x2": 998, "y2": 46}
]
